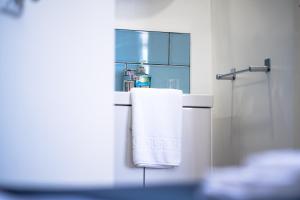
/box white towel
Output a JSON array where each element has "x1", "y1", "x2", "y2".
[{"x1": 130, "y1": 88, "x2": 183, "y2": 168}]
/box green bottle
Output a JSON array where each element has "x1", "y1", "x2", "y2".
[{"x1": 135, "y1": 61, "x2": 151, "y2": 88}]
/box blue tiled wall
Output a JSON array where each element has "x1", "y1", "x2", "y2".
[
  {"x1": 149, "y1": 66, "x2": 190, "y2": 94},
  {"x1": 115, "y1": 63, "x2": 125, "y2": 92},
  {"x1": 116, "y1": 29, "x2": 169, "y2": 64},
  {"x1": 169, "y1": 33, "x2": 190, "y2": 66},
  {"x1": 115, "y1": 29, "x2": 190, "y2": 93}
]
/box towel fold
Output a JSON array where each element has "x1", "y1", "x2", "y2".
[{"x1": 131, "y1": 88, "x2": 183, "y2": 168}]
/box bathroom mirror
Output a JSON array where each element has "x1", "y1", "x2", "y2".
[{"x1": 115, "y1": 29, "x2": 190, "y2": 94}]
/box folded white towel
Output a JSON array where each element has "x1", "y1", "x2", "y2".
[{"x1": 130, "y1": 88, "x2": 183, "y2": 168}]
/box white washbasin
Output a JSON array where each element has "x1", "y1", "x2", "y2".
[{"x1": 114, "y1": 91, "x2": 213, "y2": 108}]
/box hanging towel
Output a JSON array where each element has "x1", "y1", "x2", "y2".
[{"x1": 131, "y1": 88, "x2": 183, "y2": 168}]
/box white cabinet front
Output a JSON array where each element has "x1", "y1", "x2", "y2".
[
  {"x1": 114, "y1": 106, "x2": 211, "y2": 186},
  {"x1": 144, "y1": 108, "x2": 211, "y2": 185},
  {"x1": 114, "y1": 106, "x2": 144, "y2": 186}
]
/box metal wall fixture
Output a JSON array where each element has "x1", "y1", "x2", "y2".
[{"x1": 216, "y1": 58, "x2": 271, "y2": 80}]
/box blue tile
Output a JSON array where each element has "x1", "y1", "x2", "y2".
[
  {"x1": 169, "y1": 33, "x2": 190, "y2": 66},
  {"x1": 115, "y1": 63, "x2": 125, "y2": 91},
  {"x1": 127, "y1": 64, "x2": 190, "y2": 94},
  {"x1": 115, "y1": 30, "x2": 169, "y2": 64},
  {"x1": 149, "y1": 65, "x2": 190, "y2": 94}
]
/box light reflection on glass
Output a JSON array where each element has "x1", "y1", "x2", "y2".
[{"x1": 140, "y1": 31, "x2": 149, "y2": 63}]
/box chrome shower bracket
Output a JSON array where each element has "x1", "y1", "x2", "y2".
[
  {"x1": 216, "y1": 58, "x2": 271, "y2": 80},
  {"x1": 216, "y1": 68, "x2": 236, "y2": 80}
]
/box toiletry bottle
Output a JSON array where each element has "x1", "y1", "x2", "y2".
[
  {"x1": 122, "y1": 66, "x2": 136, "y2": 92},
  {"x1": 135, "y1": 61, "x2": 151, "y2": 88}
]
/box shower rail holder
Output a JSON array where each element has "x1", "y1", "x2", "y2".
[{"x1": 216, "y1": 58, "x2": 271, "y2": 80}]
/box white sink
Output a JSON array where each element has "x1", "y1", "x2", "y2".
[{"x1": 114, "y1": 91, "x2": 213, "y2": 108}]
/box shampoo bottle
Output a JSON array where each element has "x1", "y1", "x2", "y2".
[{"x1": 135, "y1": 61, "x2": 151, "y2": 88}]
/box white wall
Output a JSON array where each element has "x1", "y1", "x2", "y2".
[
  {"x1": 115, "y1": 0, "x2": 212, "y2": 95},
  {"x1": 295, "y1": 1, "x2": 300, "y2": 148},
  {"x1": 212, "y1": 0, "x2": 300, "y2": 166},
  {"x1": 0, "y1": 0, "x2": 115, "y2": 187}
]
